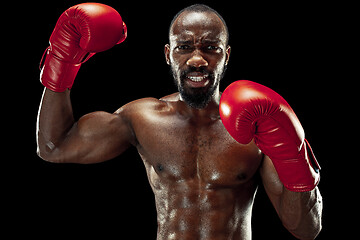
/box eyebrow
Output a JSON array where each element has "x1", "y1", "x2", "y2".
[
  {"x1": 175, "y1": 39, "x2": 221, "y2": 44},
  {"x1": 176, "y1": 40, "x2": 193, "y2": 44},
  {"x1": 202, "y1": 39, "x2": 221, "y2": 44}
]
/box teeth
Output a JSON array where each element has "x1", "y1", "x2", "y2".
[{"x1": 188, "y1": 75, "x2": 208, "y2": 82}]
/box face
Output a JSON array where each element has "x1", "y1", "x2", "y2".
[{"x1": 165, "y1": 11, "x2": 231, "y2": 109}]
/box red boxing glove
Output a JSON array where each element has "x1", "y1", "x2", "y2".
[
  {"x1": 219, "y1": 80, "x2": 320, "y2": 192},
  {"x1": 40, "y1": 3, "x2": 127, "y2": 92}
]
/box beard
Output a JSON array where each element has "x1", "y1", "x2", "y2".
[{"x1": 171, "y1": 64, "x2": 227, "y2": 109}]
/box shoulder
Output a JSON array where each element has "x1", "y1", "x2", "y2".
[
  {"x1": 114, "y1": 94, "x2": 179, "y2": 119},
  {"x1": 115, "y1": 97, "x2": 168, "y2": 115},
  {"x1": 159, "y1": 92, "x2": 180, "y2": 102},
  {"x1": 113, "y1": 95, "x2": 178, "y2": 145}
]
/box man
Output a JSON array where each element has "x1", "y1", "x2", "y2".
[{"x1": 37, "y1": 3, "x2": 322, "y2": 240}]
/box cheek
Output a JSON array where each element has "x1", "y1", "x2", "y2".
[
  {"x1": 170, "y1": 62, "x2": 181, "y2": 77},
  {"x1": 170, "y1": 54, "x2": 186, "y2": 75},
  {"x1": 170, "y1": 53, "x2": 185, "y2": 68},
  {"x1": 212, "y1": 55, "x2": 227, "y2": 73}
]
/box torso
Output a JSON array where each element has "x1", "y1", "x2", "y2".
[{"x1": 124, "y1": 94, "x2": 263, "y2": 240}]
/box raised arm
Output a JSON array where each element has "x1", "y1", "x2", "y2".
[
  {"x1": 36, "y1": 89, "x2": 134, "y2": 164},
  {"x1": 36, "y1": 3, "x2": 131, "y2": 164}
]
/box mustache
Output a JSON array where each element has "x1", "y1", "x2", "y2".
[{"x1": 180, "y1": 67, "x2": 214, "y2": 79}]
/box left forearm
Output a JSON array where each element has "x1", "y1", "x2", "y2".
[{"x1": 279, "y1": 187, "x2": 323, "y2": 239}]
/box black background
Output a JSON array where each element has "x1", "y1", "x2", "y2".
[{"x1": 6, "y1": 0, "x2": 350, "y2": 239}]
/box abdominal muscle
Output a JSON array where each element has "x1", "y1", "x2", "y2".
[{"x1": 153, "y1": 179, "x2": 257, "y2": 240}]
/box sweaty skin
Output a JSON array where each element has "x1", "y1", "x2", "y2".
[
  {"x1": 37, "y1": 9, "x2": 322, "y2": 240},
  {"x1": 122, "y1": 95, "x2": 262, "y2": 240}
]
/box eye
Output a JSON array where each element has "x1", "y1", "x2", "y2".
[
  {"x1": 176, "y1": 45, "x2": 191, "y2": 50},
  {"x1": 205, "y1": 45, "x2": 220, "y2": 51}
]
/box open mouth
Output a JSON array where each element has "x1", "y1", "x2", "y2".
[{"x1": 185, "y1": 73, "x2": 210, "y2": 88}]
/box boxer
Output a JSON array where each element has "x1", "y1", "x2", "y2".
[{"x1": 37, "y1": 3, "x2": 322, "y2": 239}]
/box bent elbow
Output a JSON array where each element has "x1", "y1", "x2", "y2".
[
  {"x1": 314, "y1": 223, "x2": 323, "y2": 239},
  {"x1": 285, "y1": 218, "x2": 322, "y2": 240},
  {"x1": 290, "y1": 227, "x2": 322, "y2": 240},
  {"x1": 36, "y1": 142, "x2": 64, "y2": 163},
  {"x1": 309, "y1": 222, "x2": 323, "y2": 240}
]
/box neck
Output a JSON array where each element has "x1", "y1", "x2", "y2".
[{"x1": 178, "y1": 88, "x2": 221, "y2": 119}]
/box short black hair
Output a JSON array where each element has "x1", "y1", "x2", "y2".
[{"x1": 169, "y1": 4, "x2": 229, "y2": 45}]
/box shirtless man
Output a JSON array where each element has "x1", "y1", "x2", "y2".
[{"x1": 36, "y1": 3, "x2": 322, "y2": 239}]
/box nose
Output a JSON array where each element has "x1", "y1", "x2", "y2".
[{"x1": 186, "y1": 51, "x2": 208, "y2": 68}]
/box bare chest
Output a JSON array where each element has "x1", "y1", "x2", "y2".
[{"x1": 134, "y1": 112, "x2": 263, "y2": 187}]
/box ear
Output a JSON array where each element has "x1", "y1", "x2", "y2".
[
  {"x1": 225, "y1": 45, "x2": 231, "y2": 65},
  {"x1": 164, "y1": 44, "x2": 171, "y2": 65}
]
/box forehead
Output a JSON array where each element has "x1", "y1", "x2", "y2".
[{"x1": 170, "y1": 11, "x2": 227, "y2": 43}]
